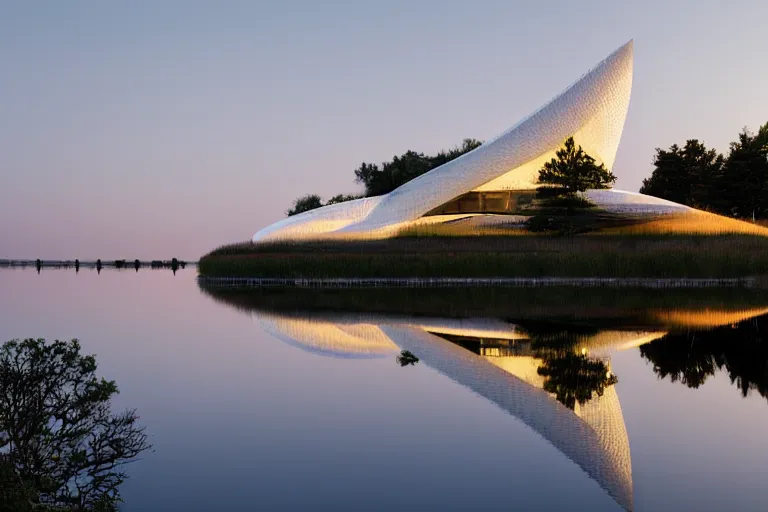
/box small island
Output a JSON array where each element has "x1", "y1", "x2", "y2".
[{"x1": 200, "y1": 43, "x2": 768, "y2": 284}]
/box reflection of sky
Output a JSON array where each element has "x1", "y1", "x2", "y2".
[
  {"x1": 2, "y1": 1, "x2": 768, "y2": 258},
  {"x1": 1, "y1": 270, "x2": 767, "y2": 510}
]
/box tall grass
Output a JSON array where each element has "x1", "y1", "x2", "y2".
[
  {"x1": 198, "y1": 234, "x2": 768, "y2": 279},
  {"x1": 202, "y1": 209, "x2": 768, "y2": 279}
]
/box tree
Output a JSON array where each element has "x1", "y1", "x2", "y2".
[
  {"x1": 326, "y1": 194, "x2": 360, "y2": 205},
  {"x1": 537, "y1": 137, "x2": 616, "y2": 195},
  {"x1": 353, "y1": 138, "x2": 483, "y2": 197},
  {"x1": 1, "y1": 454, "x2": 36, "y2": 511},
  {"x1": 288, "y1": 138, "x2": 483, "y2": 216},
  {"x1": 639, "y1": 123, "x2": 768, "y2": 219},
  {"x1": 396, "y1": 350, "x2": 419, "y2": 367},
  {"x1": 639, "y1": 140, "x2": 724, "y2": 209},
  {"x1": 287, "y1": 194, "x2": 323, "y2": 216},
  {"x1": 640, "y1": 312, "x2": 768, "y2": 399},
  {"x1": 352, "y1": 163, "x2": 380, "y2": 193},
  {"x1": 0, "y1": 338, "x2": 151, "y2": 511},
  {"x1": 718, "y1": 123, "x2": 768, "y2": 219},
  {"x1": 537, "y1": 352, "x2": 618, "y2": 410}
]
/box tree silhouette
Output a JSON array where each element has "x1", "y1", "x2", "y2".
[
  {"x1": 537, "y1": 352, "x2": 618, "y2": 410},
  {"x1": 0, "y1": 338, "x2": 150, "y2": 510},
  {"x1": 396, "y1": 350, "x2": 419, "y2": 367},
  {"x1": 640, "y1": 313, "x2": 768, "y2": 400},
  {"x1": 537, "y1": 137, "x2": 616, "y2": 196},
  {"x1": 639, "y1": 332, "x2": 719, "y2": 388},
  {"x1": 640, "y1": 122, "x2": 768, "y2": 219},
  {"x1": 355, "y1": 138, "x2": 482, "y2": 197},
  {"x1": 327, "y1": 194, "x2": 360, "y2": 205},
  {"x1": 287, "y1": 138, "x2": 482, "y2": 216},
  {"x1": 287, "y1": 194, "x2": 324, "y2": 216},
  {"x1": 640, "y1": 140, "x2": 725, "y2": 209},
  {"x1": 719, "y1": 124, "x2": 768, "y2": 219}
]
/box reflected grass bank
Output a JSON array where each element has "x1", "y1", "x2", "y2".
[{"x1": 197, "y1": 283, "x2": 768, "y2": 328}]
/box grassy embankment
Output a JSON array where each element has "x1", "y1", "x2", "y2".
[
  {"x1": 199, "y1": 231, "x2": 768, "y2": 279},
  {"x1": 199, "y1": 208, "x2": 768, "y2": 279}
]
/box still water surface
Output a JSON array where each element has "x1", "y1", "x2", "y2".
[{"x1": 1, "y1": 268, "x2": 767, "y2": 511}]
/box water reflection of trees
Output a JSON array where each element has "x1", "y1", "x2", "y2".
[
  {"x1": 640, "y1": 313, "x2": 768, "y2": 399},
  {"x1": 396, "y1": 350, "x2": 419, "y2": 366},
  {"x1": 436, "y1": 325, "x2": 619, "y2": 411},
  {"x1": 527, "y1": 327, "x2": 618, "y2": 410},
  {"x1": 537, "y1": 352, "x2": 618, "y2": 410}
]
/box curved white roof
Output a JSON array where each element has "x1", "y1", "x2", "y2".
[{"x1": 254, "y1": 41, "x2": 636, "y2": 242}]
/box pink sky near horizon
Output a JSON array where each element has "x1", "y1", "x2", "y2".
[{"x1": 1, "y1": 0, "x2": 767, "y2": 260}]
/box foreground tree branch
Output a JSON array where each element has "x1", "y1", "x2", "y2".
[{"x1": 0, "y1": 338, "x2": 151, "y2": 511}]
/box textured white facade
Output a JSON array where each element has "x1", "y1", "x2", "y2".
[{"x1": 253, "y1": 41, "x2": 655, "y2": 243}]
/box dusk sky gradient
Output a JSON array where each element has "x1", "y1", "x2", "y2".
[{"x1": 2, "y1": 1, "x2": 766, "y2": 259}]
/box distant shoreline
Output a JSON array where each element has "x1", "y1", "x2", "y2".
[{"x1": 0, "y1": 259, "x2": 197, "y2": 269}]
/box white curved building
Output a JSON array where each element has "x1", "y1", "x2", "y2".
[{"x1": 254, "y1": 40, "x2": 681, "y2": 243}]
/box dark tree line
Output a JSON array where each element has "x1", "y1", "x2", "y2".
[
  {"x1": 286, "y1": 122, "x2": 768, "y2": 220},
  {"x1": 286, "y1": 194, "x2": 361, "y2": 216},
  {"x1": 640, "y1": 122, "x2": 768, "y2": 219},
  {"x1": 286, "y1": 138, "x2": 482, "y2": 216},
  {"x1": 353, "y1": 138, "x2": 482, "y2": 197},
  {"x1": 640, "y1": 313, "x2": 768, "y2": 400}
]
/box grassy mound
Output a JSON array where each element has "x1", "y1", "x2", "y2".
[{"x1": 199, "y1": 233, "x2": 768, "y2": 279}]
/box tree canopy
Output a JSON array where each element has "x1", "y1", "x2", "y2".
[
  {"x1": 354, "y1": 138, "x2": 482, "y2": 197},
  {"x1": 639, "y1": 140, "x2": 724, "y2": 209},
  {"x1": 525, "y1": 325, "x2": 618, "y2": 410},
  {"x1": 287, "y1": 194, "x2": 324, "y2": 216},
  {"x1": 537, "y1": 137, "x2": 617, "y2": 195},
  {"x1": 283, "y1": 122, "x2": 768, "y2": 221},
  {"x1": 286, "y1": 138, "x2": 482, "y2": 217},
  {"x1": 537, "y1": 352, "x2": 618, "y2": 410},
  {"x1": 640, "y1": 312, "x2": 768, "y2": 400},
  {"x1": 0, "y1": 338, "x2": 150, "y2": 511},
  {"x1": 640, "y1": 122, "x2": 768, "y2": 219}
]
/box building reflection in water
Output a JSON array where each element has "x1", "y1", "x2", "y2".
[
  {"x1": 259, "y1": 312, "x2": 638, "y2": 511},
  {"x1": 199, "y1": 283, "x2": 768, "y2": 512}
]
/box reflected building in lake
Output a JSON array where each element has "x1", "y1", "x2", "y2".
[
  {"x1": 199, "y1": 281, "x2": 768, "y2": 511},
  {"x1": 259, "y1": 312, "x2": 638, "y2": 511}
]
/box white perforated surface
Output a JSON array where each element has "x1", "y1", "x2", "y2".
[{"x1": 253, "y1": 41, "x2": 635, "y2": 242}]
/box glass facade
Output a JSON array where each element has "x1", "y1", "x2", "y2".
[{"x1": 425, "y1": 190, "x2": 536, "y2": 216}]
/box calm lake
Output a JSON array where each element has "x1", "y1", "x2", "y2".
[{"x1": 1, "y1": 268, "x2": 767, "y2": 512}]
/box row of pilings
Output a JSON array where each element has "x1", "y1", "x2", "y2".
[{"x1": 0, "y1": 258, "x2": 189, "y2": 274}]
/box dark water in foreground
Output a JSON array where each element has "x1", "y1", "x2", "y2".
[{"x1": 1, "y1": 269, "x2": 768, "y2": 511}]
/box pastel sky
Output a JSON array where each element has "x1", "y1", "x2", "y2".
[{"x1": 1, "y1": 0, "x2": 766, "y2": 260}]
